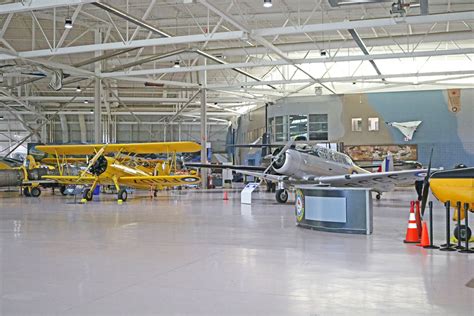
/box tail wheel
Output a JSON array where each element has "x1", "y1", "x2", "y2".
[
  {"x1": 118, "y1": 188, "x2": 128, "y2": 202},
  {"x1": 275, "y1": 189, "x2": 288, "y2": 203},
  {"x1": 30, "y1": 187, "x2": 41, "y2": 198},
  {"x1": 454, "y1": 225, "x2": 472, "y2": 242},
  {"x1": 60, "y1": 186, "x2": 67, "y2": 196},
  {"x1": 23, "y1": 187, "x2": 31, "y2": 197},
  {"x1": 83, "y1": 188, "x2": 93, "y2": 201},
  {"x1": 376, "y1": 193, "x2": 382, "y2": 200}
]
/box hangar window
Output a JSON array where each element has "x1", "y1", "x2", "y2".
[
  {"x1": 368, "y1": 117, "x2": 379, "y2": 131},
  {"x1": 308, "y1": 114, "x2": 328, "y2": 141},
  {"x1": 352, "y1": 118, "x2": 362, "y2": 132},
  {"x1": 289, "y1": 115, "x2": 308, "y2": 140},
  {"x1": 274, "y1": 116, "x2": 287, "y2": 142}
]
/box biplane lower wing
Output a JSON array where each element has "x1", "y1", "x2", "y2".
[
  {"x1": 120, "y1": 175, "x2": 201, "y2": 187},
  {"x1": 43, "y1": 175, "x2": 96, "y2": 185},
  {"x1": 43, "y1": 175, "x2": 201, "y2": 188}
]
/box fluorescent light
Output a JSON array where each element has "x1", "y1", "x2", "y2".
[
  {"x1": 263, "y1": 0, "x2": 272, "y2": 8},
  {"x1": 64, "y1": 17, "x2": 73, "y2": 29}
]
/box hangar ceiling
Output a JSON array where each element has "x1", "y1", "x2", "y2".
[{"x1": 0, "y1": 0, "x2": 473, "y2": 148}]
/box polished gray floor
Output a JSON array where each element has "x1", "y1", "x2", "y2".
[{"x1": 1, "y1": 188, "x2": 473, "y2": 315}]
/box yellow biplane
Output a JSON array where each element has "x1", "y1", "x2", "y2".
[{"x1": 36, "y1": 141, "x2": 201, "y2": 202}]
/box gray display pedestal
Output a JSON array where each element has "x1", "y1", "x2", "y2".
[{"x1": 295, "y1": 186, "x2": 373, "y2": 235}]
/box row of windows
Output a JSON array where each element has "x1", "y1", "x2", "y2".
[
  {"x1": 351, "y1": 117, "x2": 380, "y2": 132},
  {"x1": 268, "y1": 114, "x2": 329, "y2": 142}
]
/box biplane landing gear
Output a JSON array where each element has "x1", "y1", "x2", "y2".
[
  {"x1": 376, "y1": 193, "x2": 382, "y2": 200},
  {"x1": 83, "y1": 188, "x2": 93, "y2": 201},
  {"x1": 153, "y1": 190, "x2": 158, "y2": 198},
  {"x1": 23, "y1": 187, "x2": 31, "y2": 197},
  {"x1": 60, "y1": 185, "x2": 67, "y2": 196},
  {"x1": 118, "y1": 189, "x2": 128, "y2": 202},
  {"x1": 275, "y1": 189, "x2": 289, "y2": 204}
]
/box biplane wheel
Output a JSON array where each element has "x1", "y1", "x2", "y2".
[
  {"x1": 454, "y1": 225, "x2": 472, "y2": 242},
  {"x1": 60, "y1": 186, "x2": 67, "y2": 196},
  {"x1": 23, "y1": 187, "x2": 31, "y2": 197},
  {"x1": 83, "y1": 188, "x2": 93, "y2": 201},
  {"x1": 30, "y1": 187, "x2": 41, "y2": 198},
  {"x1": 153, "y1": 190, "x2": 158, "y2": 198},
  {"x1": 376, "y1": 193, "x2": 381, "y2": 200},
  {"x1": 275, "y1": 189, "x2": 288, "y2": 204},
  {"x1": 118, "y1": 189, "x2": 128, "y2": 202}
]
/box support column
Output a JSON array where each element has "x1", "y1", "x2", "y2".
[
  {"x1": 94, "y1": 78, "x2": 101, "y2": 143},
  {"x1": 94, "y1": 29, "x2": 102, "y2": 143},
  {"x1": 200, "y1": 58, "x2": 208, "y2": 189}
]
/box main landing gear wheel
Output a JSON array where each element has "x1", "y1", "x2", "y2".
[
  {"x1": 118, "y1": 189, "x2": 128, "y2": 202},
  {"x1": 454, "y1": 225, "x2": 472, "y2": 242},
  {"x1": 275, "y1": 189, "x2": 289, "y2": 203},
  {"x1": 30, "y1": 187, "x2": 41, "y2": 198},
  {"x1": 83, "y1": 188, "x2": 93, "y2": 201},
  {"x1": 60, "y1": 185, "x2": 67, "y2": 196},
  {"x1": 376, "y1": 193, "x2": 382, "y2": 200}
]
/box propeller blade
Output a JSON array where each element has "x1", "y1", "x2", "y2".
[
  {"x1": 78, "y1": 144, "x2": 108, "y2": 180},
  {"x1": 420, "y1": 148, "x2": 433, "y2": 216}
]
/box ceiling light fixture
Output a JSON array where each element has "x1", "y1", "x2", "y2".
[
  {"x1": 76, "y1": 86, "x2": 81, "y2": 92},
  {"x1": 173, "y1": 60, "x2": 180, "y2": 68},
  {"x1": 84, "y1": 100, "x2": 89, "y2": 104},
  {"x1": 263, "y1": 0, "x2": 272, "y2": 8},
  {"x1": 64, "y1": 17, "x2": 73, "y2": 29}
]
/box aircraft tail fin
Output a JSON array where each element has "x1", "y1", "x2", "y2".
[{"x1": 381, "y1": 154, "x2": 394, "y2": 172}]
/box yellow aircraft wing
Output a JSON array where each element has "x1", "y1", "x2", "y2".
[
  {"x1": 36, "y1": 142, "x2": 201, "y2": 155},
  {"x1": 41, "y1": 157, "x2": 87, "y2": 164},
  {"x1": 120, "y1": 175, "x2": 201, "y2": 187},
  {"x1": 43, "y1": 175, "x2": 96, "y2": 185}
]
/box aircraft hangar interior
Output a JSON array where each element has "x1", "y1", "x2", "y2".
[{"x1": 0, "y1": 0, "x2": 473, "y2": 315}]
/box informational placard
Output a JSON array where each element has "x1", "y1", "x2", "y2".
[{"x1": 241, "y1": 182, "x2": 260, "y2": 204}]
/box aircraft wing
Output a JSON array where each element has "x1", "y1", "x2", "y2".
[
  {"x1": 316, "y1": 169, "x2": 427, "y2": 192},
  {"x1": 36, "y1": 142, "x2": 201, "y2": 155},
  {"x1": 236, "y1": 169, "x2": 427, "y2": 193},
  {"x1": 42, "y1": 175, "x2": 96, "y2": 185},
  {"x1": 120, "y1": 175, "x2": 200, "y2": 186},
  {"x1": 185, "y1": 163, "x2": 267, "y2": 172}
]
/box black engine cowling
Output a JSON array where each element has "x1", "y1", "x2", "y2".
[{"x1": 89, "y1": 156, "x2": 108, "y2": 175}]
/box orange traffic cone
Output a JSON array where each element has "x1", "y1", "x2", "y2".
[
  {"x1": 404, "y1": 201, "x2": 420, "y2": 243},
  {"x1": 223, "y1": 191, "x2": 229, "y2": 200},
  {"x1": 417, "y1": 222, "x2": 430, "y2": 247}
]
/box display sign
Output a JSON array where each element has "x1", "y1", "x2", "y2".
[{"x1": 241, "y1": 182, "x2": 260, "y2": 204}]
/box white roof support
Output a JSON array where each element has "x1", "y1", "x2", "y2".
[
  {"x1": 0, "y1": 0, "x2": 95, "y2": 14},
  {"x1": 208, "y1": 70, "x2": 474, "y2": 89},
  {"x1": 101, "y1": 48, "x2": 474, "y2": 78},
  {"x1": 0, "y1": 11, "x2": 471, "y2": 61},
  {"x1": 254, "y1": 11, "x2": 474, "y2": 37}
]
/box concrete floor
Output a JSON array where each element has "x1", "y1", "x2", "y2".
[{"x1": 1, "y1": 188, "x2": 473, "y2": 315}]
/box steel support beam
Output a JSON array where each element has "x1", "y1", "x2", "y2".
[
  {"x1": 2, "y1": 11, "x2": 471, "y2": 61},
  {"x1": 101, "y1": 48, "x2": 474, "y2": 78},
  {"x1": 348, "y1": 28, "x2": 385, "y2": 81},
  {"x1": 200, "y1": 59, "x2": 208, "y2": 189},
  {"x1": 0, "y1": 0, "x2": 95, "y2": 14}
]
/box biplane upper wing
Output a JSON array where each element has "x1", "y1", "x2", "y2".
[
  {"x1": 119, "y1": 175, "x2": 201, "y2": 186},
  {"x1": 36, "y1": 142, "x2": 201, "y2": 155},
  {"x1": 42, "y1": 175, "x2": 96, "y2": 185}
]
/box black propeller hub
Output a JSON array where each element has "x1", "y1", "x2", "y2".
[
  {"x1": 90, "y1": 156, "x2": 108, "y2": 176},
  {"x1": 273, "y1": 150, "x2": 286, "y2": 169}
]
